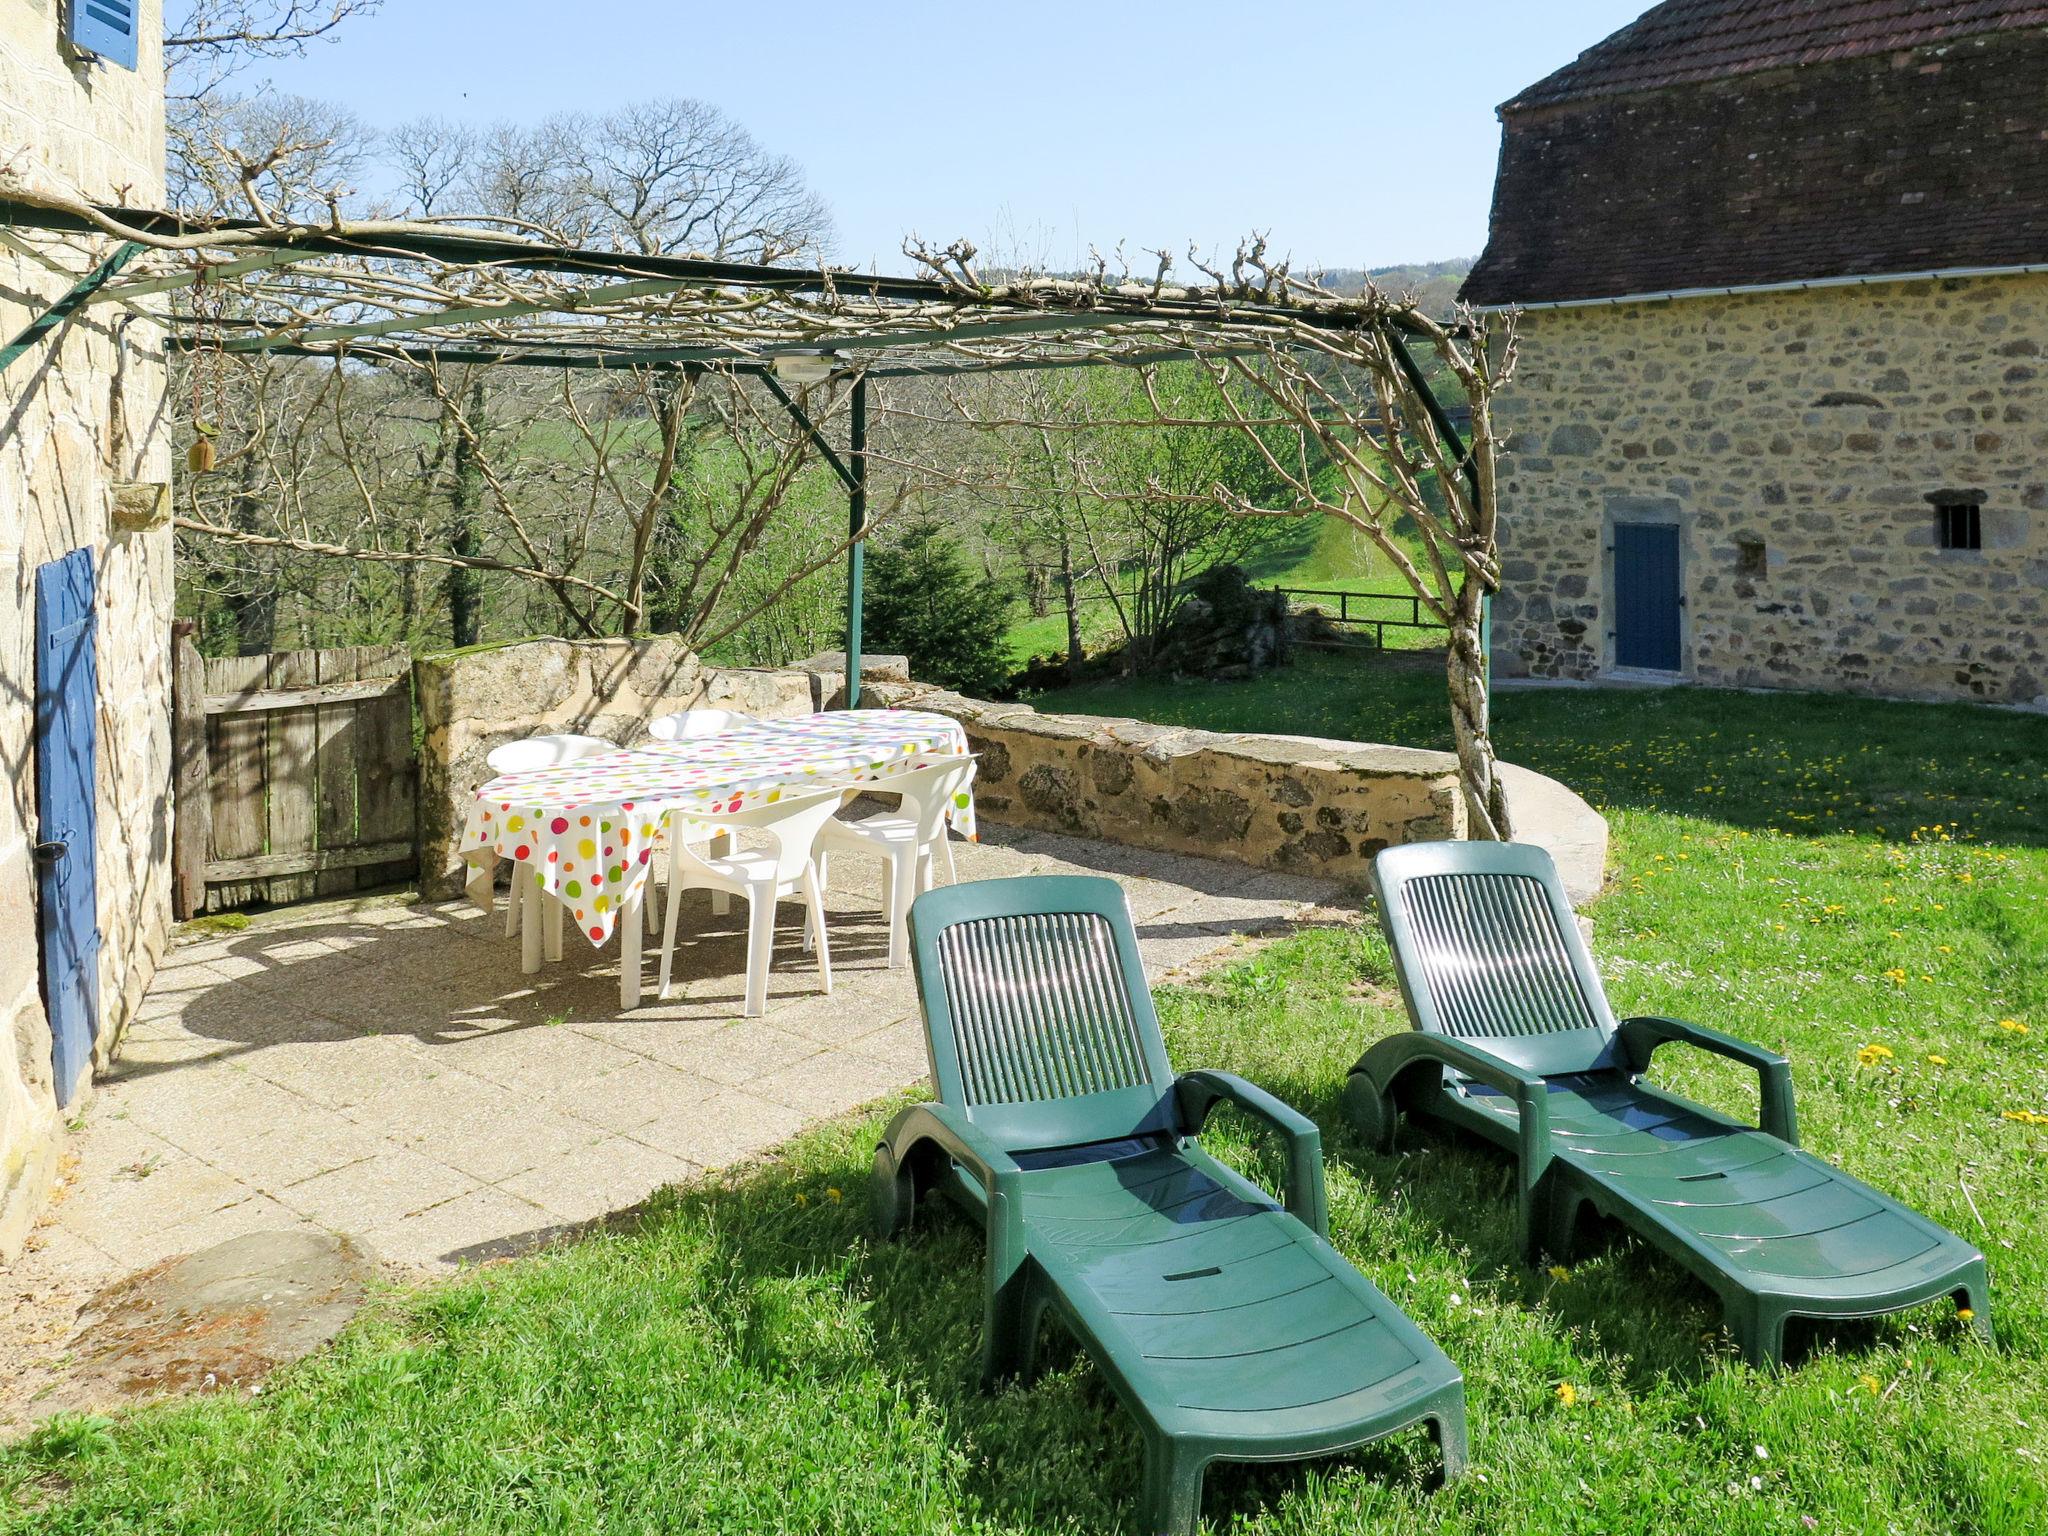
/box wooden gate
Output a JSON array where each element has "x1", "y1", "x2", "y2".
[{"x1": 171, "y1": 625, "x2": 418, "y2": 915}]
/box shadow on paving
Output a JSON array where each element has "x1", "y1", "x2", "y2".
[{"x1": 117, "y1": 896, "x2": 902, "y2": 1081}]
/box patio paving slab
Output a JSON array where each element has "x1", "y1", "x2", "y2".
[{"x1": 2, "y1": 824, "x2": 1342, "y2": 1428}]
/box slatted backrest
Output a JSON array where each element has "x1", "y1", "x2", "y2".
[
  {"x1": 1370, "y1": 842, "x2": 1618, "y2": 1076},
  {"x1": 908, "y1": 876, "x2": 1180, "y2": 1153}
]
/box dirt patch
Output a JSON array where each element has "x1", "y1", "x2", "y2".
[{"x1": 14, "y1": 1231, "x2": 372, "y2": 1424}]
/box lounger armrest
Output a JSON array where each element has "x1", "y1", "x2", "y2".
[
  {"x1": 1175, "y1": 1070, "x2": 1330, "y2": 1237},
  {"x1": 1617, "y1": 1015, "x2": 1800, "y2": 1145},
  {"x1": 878, "y1": 1102, "x2": 1034, "y2": 1389},
  {"x1": 1356, "y1": 1031, "x2": 1546, "y2": 1105},
  {"x1": 881, "y1": 1101, "x2": 1023, "y2": 1205},
  {"x1": 1356, "y1": 1031, "x2": 1556, "y2": 1184}
]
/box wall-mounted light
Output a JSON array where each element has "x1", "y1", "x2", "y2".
[{"x1": 770, "y1": 352, "x2": 837, "y2": 386}]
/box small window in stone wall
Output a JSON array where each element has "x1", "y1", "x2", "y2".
[
  {"x1": 1934, "y1": 501, "x2": 1983, "y2": 551},
  {"x1": 1735, "y1": 537, "x2": 1767, "y2": 577}
]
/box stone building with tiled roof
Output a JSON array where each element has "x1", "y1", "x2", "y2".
[{"x1": 1465, "y1": 0, "x2": 2048, "y2": 707}]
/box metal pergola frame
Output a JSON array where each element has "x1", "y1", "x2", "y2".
[{"x1": 1, "y1": 198, "x2": 1479, "y2": 705}]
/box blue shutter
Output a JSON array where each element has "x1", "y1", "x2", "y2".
[{"x1": 69, "y1": 0, "x2": 139, "y2": 70}]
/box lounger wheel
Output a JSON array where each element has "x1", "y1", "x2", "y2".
[
  {"x1": 1343, "y1": 1070, "x2": 1397, "y2": 1153},
  {"x1": 869, "y1": 1145, "x2": 916, "y2": 1239}
]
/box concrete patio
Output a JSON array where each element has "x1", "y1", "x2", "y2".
[{"x1": 17, "y1": 825, "x2": 1336, "y2": 1301}]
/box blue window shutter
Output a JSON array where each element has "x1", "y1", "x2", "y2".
[{"x1": 69, "y1": 0, "x2": 139, "y2": 70}]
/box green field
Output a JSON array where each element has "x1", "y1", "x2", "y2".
[
  {"x1": 1004, "y1": 514, "x2": 1447, "y2": 668},
  {"x1": 7, "y1": 659, "x2": 2044, "y2": 1534}
]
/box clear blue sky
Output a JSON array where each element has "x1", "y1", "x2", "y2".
[{"x1": 233, "y1": 0, "x2": 1652, "y2": 274}]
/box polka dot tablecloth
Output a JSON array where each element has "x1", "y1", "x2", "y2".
[{"x1": 460, "y1": 709, "x2": 975, "y2": 947}]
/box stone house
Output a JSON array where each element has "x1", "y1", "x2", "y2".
[
  {"x1": 0, "y1": 2, "x2": 173, "y2": 1258},
  {"x1": 1463, "y1": 0, "x2": 2048, "y2": 708}
]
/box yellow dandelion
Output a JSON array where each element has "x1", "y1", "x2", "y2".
[
  {"x1": 1925, "y1": 1054, "x2": 1948, "y2": 1067},
  {"x1": 793, "y1": 1192, "x2": 809, "y2": 1207},
  {"x1": 1857, "y1": 1043, "x2": 1895, "y2": 1066},
  {"x1": 1957, "y1": 1308, "x2": 1975, "y2": 1323},
  {"x1": 1548, "y1": 1265, "x2": 1572, "y2": 1283},
  {"x1": 1882, "y1": 968, "x2": 1909, "y2": 986},
  {"x1": 826, "y1": 1187, "x2": 843, "y2": 1201},
  {"x1": 1554, "y1": 1381, "x2": 1579, "y2": 1407},
  {"x1": 1999, "y1": 1019, "x2": 2029, "y2": 1035},
  {"x1": 1858, "y1": 1374, "x2": 1882, "y2": 1396}
]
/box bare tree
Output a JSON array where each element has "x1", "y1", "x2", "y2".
[
  {"x1": 548, "y1": 99, "x2": 835, "y2": 259},
  {"x1": 166, "y1": 0, "x2": 384, "y2": 105},
  {"x1": 1163, "y1": 322, "x2": 1516, "y2": 838},
  {"x1": 45, "y1": 152, "x2": 1508, "y2": 821},
  {"x1": 384, "y1": 116, "x2": 480, "y2": 218},
  {"x1": 877, "y1": 237, "x2": 1518, "y2": 836},
  {"x1": 462, "y1": 119, "x2": 584, "y2": 237},
  {"x1": 168, "y1": 91, "x2": 374, "y2": 218}
]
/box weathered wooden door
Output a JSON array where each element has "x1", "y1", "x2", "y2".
[
  {"x1": 34, "y1": 548, "x2": 101, "y2": 1105},
  {"x1": 1612, "y1": 522, "x2": 1682, "y2": 672}
]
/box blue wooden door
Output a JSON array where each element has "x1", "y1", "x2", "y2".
[
  {"x1": 35, "y1": 548, "x2": 100, "y2": 1106},
  {"x1": 1612, "y1": 522, "x2": 1682, "y2": 672}
]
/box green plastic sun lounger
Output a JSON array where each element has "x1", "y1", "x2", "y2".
[
  {"x1": 1349, "y1": 841, "x2": 1991, "y2": 1368},
  {"x1": 872, "y1": 875, "x2": 1465, "y2": 1536}
]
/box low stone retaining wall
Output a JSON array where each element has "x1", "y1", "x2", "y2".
[
  {"x1": 413, "y1": 637, "x2": 812, "y2": 898},
  {"x1": 861, "y1": 680, "x2": 1468, "y2": 880},
  {"x1": 413, "y1": 643, "x2": 1595, "y2": 902}
]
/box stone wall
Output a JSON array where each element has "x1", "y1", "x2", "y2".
[
  {"x1": 862, "y1": 681, "x2": 1468, "y2": 879},
  {"x1": 413, "y1": 640, "x2": 1473, "y2": 895},
  {"x1": 1490, "y1": 273, "x2": 2048, "y2": 708},
  {"x1": 0, "y1": 3, "x2": 171, "y2": 1260},
  {"x1": 413, "y1": 638, "x2": 814, "y2": 898}
]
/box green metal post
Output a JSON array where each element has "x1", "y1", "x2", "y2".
[
  {"x1": 1386, "y1": 327, "x2": 1490, "y2": 699},
  {"x1": 0, "y1": 240, "x2": 144, "y2": 376},
  {"x1": 845, "y1": 373, "x2": 868, "y2": 709}
]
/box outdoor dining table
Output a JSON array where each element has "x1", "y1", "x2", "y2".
[{"x1": 459, "y1": 708, "x2": 976, "y2": 1008}]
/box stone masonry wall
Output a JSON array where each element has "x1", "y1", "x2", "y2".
[
  {"x1": 413, "y1": 639, "x2": 1471, "y2": 897},
  {"x1": 0, "y1": 3, "x2": 171, "y2": 1261},
  {"x1": 863, "y1": 680, "x2": 1468, "y2": 879},
  {"x1": 1490, "y1": 273, "x2": 2048, "y2": 707},
  {"x1": 413, "y1": 638, "x2": 814, "y2": 899}
]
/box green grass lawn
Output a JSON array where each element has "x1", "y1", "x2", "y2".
[{"x1": 7, "y1": 661, "x2": 2046, "y2": 1533}]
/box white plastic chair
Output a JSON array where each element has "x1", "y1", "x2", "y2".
[
  {"x1": 813, "y1": 756, "x2": 976, "y2": 969},
  {"x1": 656, "y1": 787, "x2": 844, "y2": 1017},
  {"x1": 484, "y1": 734, "x2": 616, "y2": 956},
  {"x1": 646, "y1": 707, "x2": 753, "y2": 742},
  {"x1": 644, "y1": 710, "x2": 753, "y2": 918}
]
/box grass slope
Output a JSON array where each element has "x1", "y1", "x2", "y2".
[
  {"x1": 1005, "y1": 515, "x2": 1444, "y2": 668},
  {"x1": 6, "y1": 660, "x2": 2045, "y2": 1534}
]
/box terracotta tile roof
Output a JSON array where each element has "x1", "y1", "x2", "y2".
[
  {"x1": 1463, "y1": 4, "x2": 2048, "y2": 305},
  {"x1": 1510, "y1": 0, "x2": 2048, "y2": 110}
]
